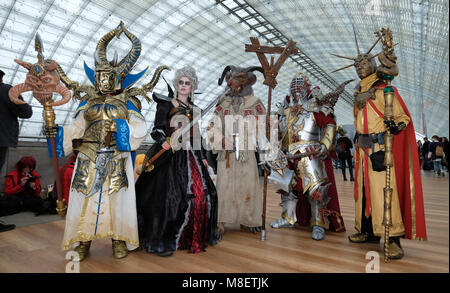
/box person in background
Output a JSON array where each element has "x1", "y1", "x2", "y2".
[
  {"x1": 336, "y1": 128, "x2": 354, "y2": 181},
  {"x1": 429, "y1": 135, "x2": 445, "y2": 176},
  {"x1": 0, "y1": 69, "x2": 33, "y2": 232},
  {"x1": 422, "y1": 137, "x2": 432, "y2": 171},
  {"x1": 417, "y1": 140, "x2": 423, "y2": 167},
  {"x1": 3, "y1": 156, "x2": 53, "y2": 216}
]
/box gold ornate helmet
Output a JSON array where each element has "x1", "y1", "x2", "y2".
[{"x1": 85, "y1": 21, "x2": 148, "y2": 94}]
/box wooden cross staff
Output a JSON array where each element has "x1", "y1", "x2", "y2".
[{"x1": 245, "y1": 37, "x2": 298, "y2": 241}]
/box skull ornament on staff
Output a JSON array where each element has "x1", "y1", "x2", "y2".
[{"x1": 9, "y1": 34, "x2": 71, "y2": 107}]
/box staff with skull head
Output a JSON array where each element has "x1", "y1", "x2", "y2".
[{"x1": 9, "y1": 33, "x2": 72, "y2": 218}]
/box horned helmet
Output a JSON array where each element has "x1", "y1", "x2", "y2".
[{"x1": 85, "y1": 21, "x2": 148, "y2": 94}]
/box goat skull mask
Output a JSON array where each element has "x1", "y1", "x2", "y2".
[{"x1": 218, "y1": 65, "x2": 264, "y2": 97}]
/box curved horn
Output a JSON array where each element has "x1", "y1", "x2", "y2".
[
  {"x1": 143, "y1": 65, "x2": 171, "y2": 93},
  {"x1": 46, "y1": 60, "x2": 57, "y2": 72},
  {"x1": 246, "y1": 66, "x2": 266, "y2": 78},
  {"x1": 9, "y1": 83, "x2": 32, "y2": 105},
  {"x1": 55, "y1": 63, "x2": 78, "y2": 90},
  {"x1": 218, "y1": 65, "x2": 233, "y2": 86},
  {"x1": 117, "y1": 27, "x2": 141, "y2": 76},
  {"x1": 50, "y1": 84, "x2": 72, "y2": 107},
  {"x1": 95, "y1": 24, "x2": 123, "y2": 65},
  {"x1": 14, "y1": 59, "x2": 32, "y2": 70}
]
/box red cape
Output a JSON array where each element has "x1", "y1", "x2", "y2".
[{"x1": 354, "y1": 85, "x2": 427, "y2": 240}]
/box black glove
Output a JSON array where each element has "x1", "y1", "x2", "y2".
[
  {"x1": 44, "y1": 125, "x2": 59, "y2": 138},
  {"x1": 384, "y1": 120, "x2": 406, "y2": 135}
]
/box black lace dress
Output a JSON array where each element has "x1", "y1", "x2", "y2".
[{"x1": 135, "y1": 98, "x2": 218, "y2": 254}]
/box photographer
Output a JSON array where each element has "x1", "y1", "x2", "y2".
[{"x1": 1, "y1": 156, "x2": 51, "y2": 216}]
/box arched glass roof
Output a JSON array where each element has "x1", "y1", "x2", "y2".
[{"x1": 0, "y1": 0, "x2": 448, "y2": 143}]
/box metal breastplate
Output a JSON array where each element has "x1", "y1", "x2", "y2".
[
  {"x1": 286, "y1": 107, "x2": 320, "y2": 152},
  {"x1": 77, "y1": 94, "x2": 128, "y2": 163},
  {"x1": 284, "y1": 106, "x2": 328, "y2": 194}
]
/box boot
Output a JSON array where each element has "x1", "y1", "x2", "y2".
[
  {"x1": 112, "y1": 239, "x2": 128, "y2": 259},
  {"x1": 0, "y1": 222, "x2": 16, "y2": 232},
  {"x1": 216, "y1": 222, "x2": 225, "y2": 241},
  {"x1": 157, "y1": 250, "x2": 174, "y2": 257},
  {"x1": 73, "y1": 241, "x2": 91, "y2": 261},
  {"x1": 270, "y1": 217, "x2": 295, "y2": 229},
  {"x1": 387, "y1": 238, "x2": 404, "y2": 260},
  {"x1": 348, "y1": 232, "x2": 380, "y2": 243},
  {"x1": 311, "y1": 225, "x2": 325, "y2": 240}
]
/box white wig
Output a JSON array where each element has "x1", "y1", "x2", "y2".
[{"x1": 173, "y1": 65, "x2": 198, "y2": 96}]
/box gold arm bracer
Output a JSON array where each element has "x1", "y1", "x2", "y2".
[{"x1": 320, "y1": 124, "x2": 337, "y2": 151}]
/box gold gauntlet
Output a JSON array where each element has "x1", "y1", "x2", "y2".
[{"x1": 320, "y1": 124, "x2": 337, "y2": 151}]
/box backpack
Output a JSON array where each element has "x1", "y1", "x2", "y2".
[{"x1": 435, "y1": 145, "x2": 444, "y2": 157}]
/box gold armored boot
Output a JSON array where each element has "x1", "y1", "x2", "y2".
[
  {"x1": 348, "y1": 232, "x2": 381, "y2": 244},
  {"x1": 73, "y1": 241, "x2": 91, "y2": 261},
  {"x1": 112, "y1": 239, "x2": 128, "y2": 259},
  {"x1": 387, "y1": 239, "x2": 405, "y2": 260}
]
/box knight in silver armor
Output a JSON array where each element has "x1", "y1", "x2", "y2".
[{"x1": 269, "y1": 72, "x2": 350, "y2": 240}]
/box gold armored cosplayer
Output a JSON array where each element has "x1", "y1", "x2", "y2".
[
  {"x1": 53, "y1": 21, "x2": 169, "y2": 197},
  {"x1": 40, "y1": 22, "x2": 170, "y2": 260}
]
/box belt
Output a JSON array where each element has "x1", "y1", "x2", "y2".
[
  {"x1": 82, "y1": 140, "x2": 117, "y2": 147},
  {"x1": 356, "y1": 132, "x2": 385, "y2": 145}
]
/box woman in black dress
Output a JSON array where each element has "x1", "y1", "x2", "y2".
[{"x1": 135, "y1": 65, "x2": 218, "y2": 257}]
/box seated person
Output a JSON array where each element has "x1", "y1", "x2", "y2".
[{"x1": 3, "y1": 156, "x2": 53, "y2": 215}]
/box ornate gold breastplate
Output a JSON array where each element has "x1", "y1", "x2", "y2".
[
  {"x1": 76, "y1": 94, "x2": 128, "y2": 163},
  {"x1": 72, "y1": 94, "x2": 130, "y2": 196}
]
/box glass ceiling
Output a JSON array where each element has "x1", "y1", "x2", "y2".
[{"x1": 0, "y1": 0, "x2": 448, "y2": 144}]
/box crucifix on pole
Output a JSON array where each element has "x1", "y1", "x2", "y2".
[{"x1": 245, "y1": 37, "x2": 298, "y2": 241}]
